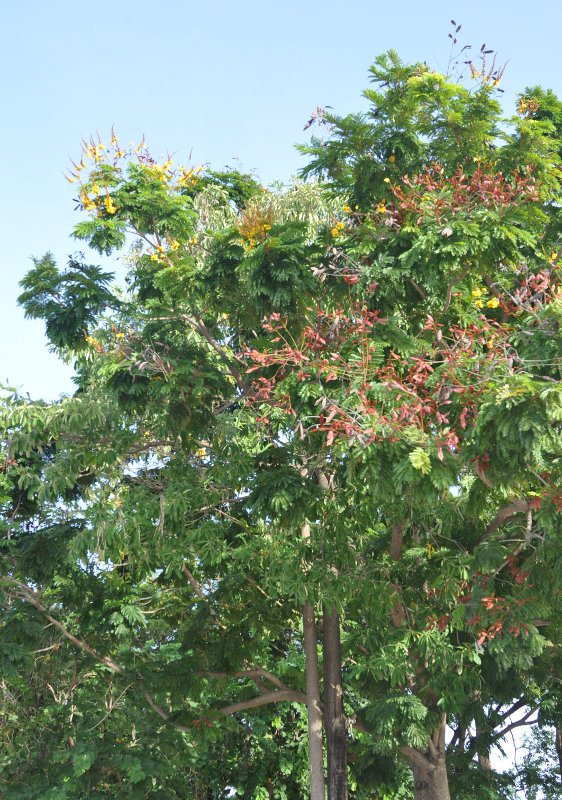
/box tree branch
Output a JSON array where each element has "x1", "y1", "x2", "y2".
[
  {"x1": 144, "y1": 690, "x2": 192, "y2": 732},
  {"x1": 406, "y1": 277, "x2": 426, "y2": 300},
  {"x1": 186, "y1": 310, "x2": 255, "y2": 396},
  {"x1": 1, "y1": 578, "x2": 123, "y2": 674},
  {"x1": 493, "y1": 707, "x2": 538, "y2": 740},
  {"x1": 195, "y1": 669, "x2": 288, "y2": 692},
  {"x1": 442, "y1": 265, "x2": 470, "y2": 313},
  {"x1": 472, "y1": 499, "x2": 531, "y2": 547},
  {"x1": 400, "y1": 745, "x2": 434, "y2": 771},
  {"x1": 497, "y1": 697, "x2": 528, "y2": 722},
  {"x1": 218, "y1": 689, "x2": 309, "y2": 716},
  {"x1": 181, "y1": 565, "x2": 227, "y2": 630}
]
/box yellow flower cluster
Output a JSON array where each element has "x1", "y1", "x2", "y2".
[
  {"x1": 178, "y1": 165, "x2": 204, "y2": 188},
  {"x1": 79, "y1": 190, "x2": 96, "y2": 212},
  {"x1": 471, "y1": 287, "x2": 499, "y2": 309},
  {"x1": 377, "y1": 201, "x2": 386, "y2": 214},
  {"x1": 149, "y1": 245, "x2": 166, "y2": 262},
  {"x1": 235, "y1": 203, "x2": 274, "y2": 251},
  {"x1": 104, "y1": 195, "x2": 117, "y2": 214},
  {"x1": 67, "y1": 135, "x2": 123, "y2": 217},
  {"x1": 150, "y1": 158, "x2": 174, "y2": 184},
  {"x1": 66, "y1": 131, "x2": 204, "y2": 221},
  {"x1": 469, "y1": 61, "x2": 502, "y2": 87},
  {"x1": 331, "y1": 221, "x2": 345, "y2": 238},
  {"x1": 517, "y1": 96, "x2": 541, "y2": 117}
]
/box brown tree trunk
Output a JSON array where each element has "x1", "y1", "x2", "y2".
[
  {"x1": 411, "y1": 757, "x2": 451, "y2": 800},
  {"x1": 323, "y1": 605, "x2": 348, "y2": 800},
  {"x1": 556, "y1": 725, "x2": 562, "y2": 785},
  {"x1": 407, "y1": 714, "x2": 451, "y2": 800},
  {"x1": 303, "y1": 602, "x2": 326, "y2": 800},
  {"x1": 476, "y1": 721, "x2": 492, "y2": 771}
]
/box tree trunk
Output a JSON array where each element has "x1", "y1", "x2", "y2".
[
  {"x1": 323, "y1": 605, "x2": 348, "y2": 800},
  {"x1": 407, "y1": 714, "x2": 451, "y2": 800},
  {"x1": 556, "y1": 725, "x2": 562, "y2": 785},
  {"x1": 411, "y1": 757, "x2": 451, "y2": 800},
  {"x1": 303, "y1": 603, "x2": 326, "y2": 800},
  {"x1": 475, "y1": 721, "x2": 492, "y2": 771}
]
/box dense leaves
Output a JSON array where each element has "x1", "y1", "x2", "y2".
[{"x1": 2, "y1": 46, "x2": 561, "y2": 800}]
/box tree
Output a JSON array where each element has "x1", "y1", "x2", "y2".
[{"x1": 2, "y1": 45, "x2": 562, "y2": 800}]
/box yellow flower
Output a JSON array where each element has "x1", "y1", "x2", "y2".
[
  {"x1": 471, "y1": 288, "x2": 482, "y2": 298},
  {"x1": 342, "y1": 205, "x2": 351, "y2": 213},
  {"x1": 474, "y1": 299, "x2": 484, "y2": 309},
  {"x1": 377, "y1": 201, "x2": 386, "y2": 213},
  {"x1": 104, "y1": 195, "x2": 117, "y2": 214},
  {"x1": 486, "y1": 297, "x2": 500, "y2": 308},
  {"x1": 388, "y1": 155, "x2": 395, "y2": 163}
]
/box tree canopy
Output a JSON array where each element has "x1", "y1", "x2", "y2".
[{"x1": 1, "y1": 45, "x2": 561, "y2": 800}]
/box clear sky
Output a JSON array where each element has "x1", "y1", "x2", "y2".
[{"x1": 2, "y1": 0, "x2": 561, "y2": 400}]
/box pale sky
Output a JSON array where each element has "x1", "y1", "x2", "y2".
[{"x1": 2, "y1": 0, "x2": 561, "y2": 400}]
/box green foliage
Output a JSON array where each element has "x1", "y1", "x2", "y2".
[
  {"x1": 2, "y1": 48, "x2": 562, "y2": 800},
  {"x1": 18, "y1": 253, "x2": 117, "y2": 349}
]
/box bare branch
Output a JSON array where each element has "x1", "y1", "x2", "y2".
[
  {"x1": 195, "y1": 669, "x2": 288, "y2": 692},
  {"x1": 144, "y1": 690, "x2": 191, "y2": 732},
  {"x1": 1, "y1": 578, "x2": 123, "y2": 674},
  {"x1": 86, "y1": 683, "x2": 135, "y2": 732},
  {"x1": 181, "y1": 566, "x2": 227, "y2": 630},
  {"x1": 245, "y1": 574, "x2": 284, "y2": 607},
  {"x1": 406, "y1": 277, "x2": 426, "y2": 300},
  {"x1": 219, "y1": 689, "x2": 309, "y2": 716},
  {"x1": 474, "y1": 464, "x2": 494, "y2": 489},
  {"x1": 494, "y1": 707, "x2": 538, "y2": 740},
  {"x1": 187, "y1": 311, "x2": 255, "y2": 396},
  {"x1": 442, "y1": 265, "x2": 470, "y2": 313},
  {"x1": 477, "y1": 499, "x2": 530, "y2": 543},
  {"x1": 497, "y1": 697, "x2": 528, "y2": 722}
]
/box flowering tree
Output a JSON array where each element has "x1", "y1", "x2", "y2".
[{"x1": 1, "y1": 46, "x2": 562, "y2": 800}]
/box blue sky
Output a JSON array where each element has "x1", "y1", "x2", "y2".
[{"x1": 2, "y1": 0, "x2": 561, "y2": 400}]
